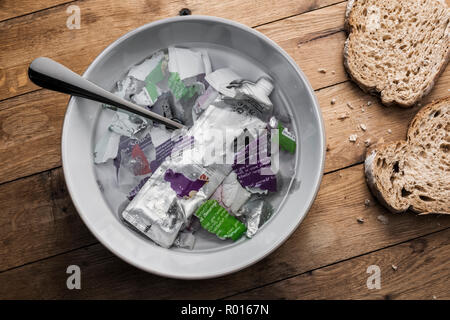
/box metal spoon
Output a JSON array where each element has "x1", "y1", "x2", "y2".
[{"x1": 28, "y1": 57, "x2": 184, "y2": 130}]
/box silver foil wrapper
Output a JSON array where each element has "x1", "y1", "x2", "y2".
[{"x1": 239, "y1": 196, "x2": 274, "y2": 238}]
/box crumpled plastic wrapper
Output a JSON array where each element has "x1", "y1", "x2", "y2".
[
  {"x1": 238, "y1": 196, "x2": 274, "y2": 238},
  {"x1": 211, "y1": 171, "x2": 251, "y2": 215}
]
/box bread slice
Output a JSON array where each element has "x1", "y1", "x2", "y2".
[
  {"x1": 344, "y1": 0, "x2": 450, "y2": 107},
  {"x1": 365, "y1": 97, "x2": 450, "y2": 214}
]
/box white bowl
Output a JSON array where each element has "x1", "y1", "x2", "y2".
[{"x1": 62, "y1": 16, "x2": 325, "y2": 279}]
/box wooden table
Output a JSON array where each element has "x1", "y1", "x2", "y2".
[{"x1": 0, "y1": 0, "x2": 448, "y2": 300}]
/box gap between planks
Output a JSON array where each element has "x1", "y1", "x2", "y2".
[
  {"x1": 0, "y1": 161, "x2": 449, "y2": 298},
  {"x1": 221, "y1": 227, "x2": 450, "y2": 300}
]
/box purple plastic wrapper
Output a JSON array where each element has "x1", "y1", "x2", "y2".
[
  {"x1": 149, "y1": 135, "x2": 194, "y2": 172},
  {"x1": 232, "y1": 132, "x2": 277, "y2": 192}
]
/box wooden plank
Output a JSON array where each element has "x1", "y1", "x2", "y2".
[
  {"x1": 230, "y1": 229, "x2": 450, "y2": 300},
  {"x1": 0, "y1": 163, "x2": 448, "y2": 298},
  {"x1": 0, "y1": 0, "x2": 343, "y2": 101},
  {"x1": 0, "y1": 0, "x2": 73, "y2": 22},
  {"x1": 0, "y1": 90, "x2": 67, "y2": 184},
  {"x1": 0, "y1": 168, "x2": 96, "y2": 272},
  {"x1": 320, "y1": 67, "x2": 450, "y2": 172}
]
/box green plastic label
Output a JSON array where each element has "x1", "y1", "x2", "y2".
[
  {"x1": 195, "y1": 200, "x2": 247, "y2": 241},
  {"x1": 143, "y1": 60, "x2": 165, "y2": 102},
  {"x1": 168, "y1": 72, "x2": 197, "y2": 100},
  {"x1": 145, "y1": 60, "x2": 165, "y2": 84},
  {"x1": 278, "y1": 123, "x2": 296, "y2": 154},
  {"x1": 145, "y1": 82, "x2": 159, "y2": 102}
]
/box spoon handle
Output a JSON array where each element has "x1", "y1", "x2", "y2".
[{"x1": 28, "y1": 57, "x2": 184, "y2": 130}]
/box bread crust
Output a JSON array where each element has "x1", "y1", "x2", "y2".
[
  {"x1": 344, "y1": 0, "x2": 450, "y2": 107},
  {"x1": 364, "y1": 97, "x2": 450, "y2": 214}
]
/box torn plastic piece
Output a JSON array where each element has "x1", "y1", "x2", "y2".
[
  {"x1": 168, "y1": 72, "x2": 199, "y2": 101},
  {"x1": 278, "y1": 123, "x2": 296, "y2": 154},
  {"x1": 114, "y1": 132, "x2": 154, "y2": 178},
  {"x1": 195, "y1": 199, "x2": 247, "y2": 241},
  {"x1": 127, "y1": 51, "x2": 165, "y2": 81},
  {"x1": 164, "y1": 169, "x2": 209, "y2": 199},
  {"x1": 233, "y1": 133, "x2": 277, "y2": 192},
  {"x1": 130, "y1": 144, "x2": 151, "y2": 176},
  {"x1": 109, "y1": 111, "x2": 149, "y2": 137},
  {"x1": 94, "y1": 129, "x2": 121, "y2": 164},
  {"x1": 150, "y1": 92, "x2": 175, "y2": 120},
  {"x1": 131, "y1": 86, "x2": 160, "y2": 107},
  {"x1": 114, "y1": 76, "x2": 143, "y2": 100},
  {"x1": 192, "y1": 85, "x2": 219, "y2": 121},
  {"x1": 238, "y1": 197, "x2": 273, "y2": 238},
  {"x1": 235, "y1": 77, "x2": 274, "y2": 109},
  {"x1": 122, "y1": 200, "x2": 184, "y2": 248},
  {"x1": 173, "y1": 231, "x2": 196, "y2": 250},
  {"x1": 127, "y1": 176, "x2": 150, "y2": 201},
  {"x1": 211, "y1": 171, "x2": 251, "y2": 215},
  {"x1": 168, "y1": 47, "x2": 210, "y2": 80},
  {"x1": 205, "y1": 68, "x2": 241, "y2": 97}
]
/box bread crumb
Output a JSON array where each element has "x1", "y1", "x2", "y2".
[
  {"x1": 361, "y1": 108, "x2": 365, "y2": 112},
  {"x1": 360, "y1": 123, "x2": 367, "y2": 131},
  {"x1": 330, "y1": 98, "x2": 336, "y2": 105},
  {"x1": 318, "y1": 68, "x2": 327, "y2": 73},
  {"x1": 338, "y1": 113, "x2": 350, "y2": 120},
  {"x1": 377, "y1": 215, "x2": 389, "y2": 225},
  {"x1": 349, "y1": 134, "x2": 357, "y2": 142},
  {"x1": 357, "y1": 217, "x2": 365, "y2": 223},
  {"x1": 387, "y1": 129, "x2": 392, "y2": 134},
  {"x1": 364, "y1": 139, "x2": 371, "y2": 147},
  {"x1": 367, "y1": 101, "x2": 372, "y2": 106},
  {"x1": 331, "y1": 70, "x2": 336, "y2": 75},
  {"x1": 346, "y1": 102, "x2": 354, "y2": 110},
  {"x1": 391, "y1": 264, "x2": 398, "y2": 271},
  {"x1": 433, "y1": 295, "x2": 437, "y2": 300}
]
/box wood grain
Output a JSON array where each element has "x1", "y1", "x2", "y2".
[
  {"x1": 0, "y1": 169, "x2": 96, "y2": 272},
  {"x1": 0, "y1": 90, "x2": 68, "y2": 184},
  {"x1": 0, "y1": 0, "x2": 343, "y2": 101},
  {"x1": 0, "y1": 163, "x2": 448, "y2": 298},
  {"x1": 320, "y1": 67, "x2": 450, "y2": 172},
  {"x1": 0, "y1": 0, "x2": 73, "y2": 22},
  {"x1": 230, "y1": 229, "x2": 450, "y2": 300}
]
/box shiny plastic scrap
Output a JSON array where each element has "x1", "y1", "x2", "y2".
[{"x1": 238, "y1": 196, "x2": 273, "y2": 238}]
